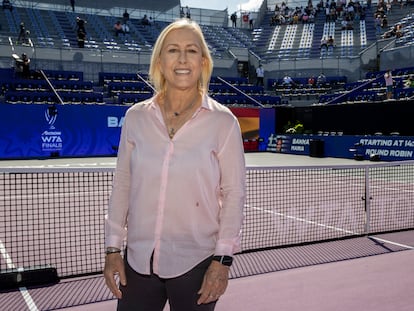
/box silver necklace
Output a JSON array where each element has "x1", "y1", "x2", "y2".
[{"x1": 163, "y1": 95, "x2": 199, "y2": 139}]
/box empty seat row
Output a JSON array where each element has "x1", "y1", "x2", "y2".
[
  {"x1": 5, "y1": 91, "x2": 103, "y2": 104},
  {"x1": 107, "y1": 81, "x2": 153, "y2": 96}
]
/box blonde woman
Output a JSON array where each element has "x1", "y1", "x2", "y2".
[{"x1": 104, "y1": 18, "x2": 246, "y2": 310}]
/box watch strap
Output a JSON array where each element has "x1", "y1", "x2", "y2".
[
  {"x1": 212, "y1": 255, "x2": 233, "y2": 266},
  {"x1": 105, "y1": 247, "x2": 121, "y2": 255}
]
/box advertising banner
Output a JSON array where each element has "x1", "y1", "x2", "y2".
[
  {"x1": 266, "y1": 134, "x2": 414, "y2": 161},
  {"x1": 0, "y1": 104, "x2": 262, "y2": 159},
  {"x1": 0, "y1": 103, "x2": 126, "y2": 158}
]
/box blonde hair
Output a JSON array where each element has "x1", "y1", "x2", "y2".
[{"x1": 149, "y1": 18, "x2": 213, "y2": 95}]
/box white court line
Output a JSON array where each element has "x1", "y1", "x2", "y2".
[
  {"x1": 250, "y1": 205, "x2": 358, "y2": 235},
  {"x1": 368, "y1": 236, "x2": 414, "y2": 250},
  {"x1": 0, "y1": 240, "x2": 39, "y2": 311},
  {"x1": 248, "y1": 206, "x2": 414, "y2": 250}
]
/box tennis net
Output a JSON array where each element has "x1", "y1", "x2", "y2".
[{"x1": 1, "y1": 161, "x2": 413, "y2": 278}]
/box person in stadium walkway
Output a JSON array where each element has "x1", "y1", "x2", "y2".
[
  {"x1": 76, "y1": 16, "x2": 86, "y2": 34},
  {"x1": 17, "y1": 22, "x2": 26, "y2": 44},
  {"x1": 103, "y1": 18, "x2": 246, "y2": 311},
  {"x1": 327, "y1": 35, "x2": 335, "y2": 54},
  {"x1": 14, "y1": 52, "x2": 30, "y2": 78},
  {"x1": 384, "y1": 69, "x2": 394, "y2": 100},
  {"x1": 141, "y1": 14, "x2": 151, "y2": 26},
  {"x1": 230, "y1": 12, "x2": 237, "y2": 27},
  {"x1": 122, "y1": 9, "x2": 129, "y2": 23},
  {"x1": 320, "y1": 36, "x2": 328, "y2": 57},
  {"x1": 256, "y1": 63, "x2": 264, "y2": 86}
]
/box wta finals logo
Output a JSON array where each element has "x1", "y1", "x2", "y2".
[
  {"x1": 41, "y1": 105, "x2": 63, "y2": 152},
  {"x1": 45, "y1": 105, "x2": 58, "y2": 129}
]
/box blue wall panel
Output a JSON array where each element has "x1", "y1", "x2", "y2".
[{"x1": 0, "y1": 103, "x2": 127, "y2": 159}]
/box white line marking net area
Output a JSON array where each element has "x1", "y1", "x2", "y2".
[
  {"x1": 0, "y1": 240, "x2": 39, "y2": 311},
  {"x1": 368, "y1": 236, "x2": 414, "y2": 250},
  {"x1": 250, "y1": 205, "x2": 358, "y2": 235}
]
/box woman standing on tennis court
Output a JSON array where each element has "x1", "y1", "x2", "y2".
[{"x1": 104, "y1": 18, "x2": 246, "y2": 310}]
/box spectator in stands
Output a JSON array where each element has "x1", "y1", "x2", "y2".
[
  {"x1": 122, "y1": 9, "x2": 130, "y2": 23},
  {"x1": 230, "y1": 12, "x2": 237, "y2": 27},
  {"x1": 375, "y1": 14, "x2": 382, "y2": 35},
  {"x1": 103, "y1": 18, "x2": 245, "y2": 311},
  {"x1": 327, "y1": 35, "x2": 335, "y2": 54},
  {"x1": 317, "y1": 72, "x2": 327, "y2": 86},
  {"x1": 70, "y1": 0, "x2": 75, "y2": 12},
  {"x1": 404, "y1": 75, "x2": 414, "y2": 89},
  {"x1": 122, "y1": 22, "x2": 130, "y2": 34},
  {"x1": 381, "y1": 15, "x2": 388, "y2": 29},
  {"x1": 292, "y1": 13, "x2": 299, "y2": 24},
  {"x1": 114, "y1": 21, "x2": 124, "y2": 37},
  {"x1": 302, "y1": 12, "x2": 309, "y2": 23},
  {"x1": 2, "y1": 0, "x2": 13, "y2": 11},
  {"x1": 382, "y1": 23, "x2": 403, "y2": 39},
  {"x1": 341, "y1": 18, "x2": 348, "y2": 30},
  {"x1": 345, "y1": 16, "x2": 354, "y2": 30},
  {"x1": 76, "y1": 16, "x2": 86, "y2": 34},
  {"x1": 17, "y1": 22, "x2": 26, "y2": 44},
  {"x1": 14, "y1": 53, "x2": 30, "y2": 78},
  {"x1": 384, "y1": 69, "x2": 394, "y2": 100},
  {"x1": 141, "y1": 14, "x2": 150, "y2": 26},
  {"x1": 395, "y1": 24, "x2": 403, "y2": 38},
  {"x1": 386, "y1": 0, "x2": 392, "y2": 14},
  {"x1": 308, "y1": 11, "x2": 315, "y2": 23},
  {"x1": 324, "y1": 4, "x2": 329, "y2": 21},
  {"x1": 308, "y1": 76, "x2": 316, "y2": 87},
  {"x1": 283, "y1": 74, "x2": 296, "y2": 87},
  {"x1": 249, "y1": 13, "x2": 254, "y2": 29},
  {"x1": 185, "y1": 6, "x2": 191, "y2": 19},
  {"x1": 320, "y1": 36, "x2": 328, "y2": 55},
  {"x1": 256, "y1": 64, "x2": 265, "y2": 86},
  {"x1": 271, "y1": 12, "x2": 284, "y2": 25}
]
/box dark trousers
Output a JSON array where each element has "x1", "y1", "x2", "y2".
[{"x1": 118, "y1": 255, "x2": 217, "y2": 311}]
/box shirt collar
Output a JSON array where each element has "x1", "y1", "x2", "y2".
[{"x1": 149, "y1": 93, "x2": 212, "y2": 112}]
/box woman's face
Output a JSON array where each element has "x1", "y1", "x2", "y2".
[{"x1": 158, "y1": 28, "x2": 204, "y2": 92}]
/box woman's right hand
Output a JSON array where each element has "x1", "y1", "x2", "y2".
[{"x1": 103, "y1": 253, "x2": 126, "y2": 299}]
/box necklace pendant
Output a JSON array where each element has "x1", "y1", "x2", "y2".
[{"x1": 169, "y1": 128, "x2": 175, "y2": 138}]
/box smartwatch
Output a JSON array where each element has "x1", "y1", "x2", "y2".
[{"x1": 212, "y1": 255, "x2": 233, "y2": 266}]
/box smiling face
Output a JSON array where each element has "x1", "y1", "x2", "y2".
[{"x1": 157, "y1": 28, "x2": 204, "y2": 93}]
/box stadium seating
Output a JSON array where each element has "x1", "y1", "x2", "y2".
[
  {"x1": 315, "y1": 65, "x2": 414, "y2": 104},
  {"x1": 0, "y1": 4, "x2": 383, "y2": 59},
  {"x1": 1, "y1": 3, "x2": 414, "y2": 108}
]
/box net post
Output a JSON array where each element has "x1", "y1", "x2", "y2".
[{"x1": 364, "y1": 167, "x2": 371, "y2": 234}]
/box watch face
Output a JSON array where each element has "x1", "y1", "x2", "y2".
[
  {"x1": 213, "y1": 255, "x2": 233, "y2": 266},
  {"x1": 222, "y1": 257, "x2": 233, "y2": 265}
]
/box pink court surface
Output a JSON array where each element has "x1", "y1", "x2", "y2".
[{"x1": 1, "y1": 153, "x2": 413, "y2": 311}]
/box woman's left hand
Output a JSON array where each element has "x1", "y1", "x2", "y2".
[{"x1": 197, "y1": 261, "x2": 230, "y2": 305}]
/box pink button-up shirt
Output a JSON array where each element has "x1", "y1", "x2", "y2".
[{"x1": 105, "y1": 94, "x2": 246, "y2": 278}]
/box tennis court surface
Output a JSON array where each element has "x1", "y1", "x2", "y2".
[{"x1": 1, "y1": 153, "x2": 413, "y2": 310}]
